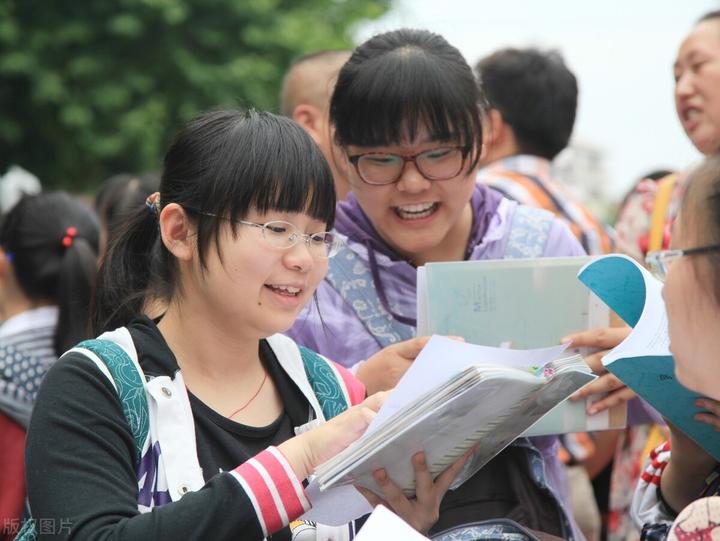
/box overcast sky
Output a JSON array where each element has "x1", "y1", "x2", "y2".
[{"x1": 357, "y1": 0, "x2": 719, "y2": 199}]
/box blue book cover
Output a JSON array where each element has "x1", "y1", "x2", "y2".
[{"x1": 578, "y1": 254, "x2": 720, "y2": 461}]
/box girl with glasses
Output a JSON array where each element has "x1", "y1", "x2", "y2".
[
  {"x1": 23, "y1": 110, "x2": 467, "y2": 540},
  {"x1": 630, "y1": 155, "x2": 720, "y2": 540},
  {"x1": 287, "y1": 28, "x2": 588, "y2": 540}
]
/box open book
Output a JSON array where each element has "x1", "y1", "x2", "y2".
[
  {"x1": 416, "y1": 256, "x2": 623, "y2": 436},
  {"x1": 314, "y1": 336, "x2": 595, "y2": 498},
  {"x1": 578, "y1": 254, "x2": 720, "y2": 461}
]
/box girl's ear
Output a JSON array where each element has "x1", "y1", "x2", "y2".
[{"x1": 159, "y1": 203, "x2": 196, "y2": 262}]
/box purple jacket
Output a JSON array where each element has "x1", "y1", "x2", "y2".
[
  {"x1": 288, "y1": 185, "x2": 588, "y2": 538},
  {"x1": 288, "y1": 184, "x2": 585, "y2": 363}
]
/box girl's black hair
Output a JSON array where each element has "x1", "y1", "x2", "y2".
[
  {"x1": 330, "y1": 28, "x2": 484, "y2": 168},
  {"x1": 94, "y1": 173, "x2": 160, "y2": 247},
  {"x1": 92, "y1": 109, "x2": 336, "y2": 334},
  {"x1": 0, "y1": 192, "x2": 100, "y2": 356}
]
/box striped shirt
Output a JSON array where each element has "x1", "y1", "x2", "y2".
[{"x1": 478, "y1": 155, "x2": 614, "y2": 255}]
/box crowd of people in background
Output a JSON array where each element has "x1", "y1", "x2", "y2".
[{"x1": 1, "y1": 9, "x2": 720, "y2": 541}]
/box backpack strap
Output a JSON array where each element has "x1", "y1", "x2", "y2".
[
  {"x1": 504, "y1": 205, "x2": 555, "y2": 259},
  {"x1": 325, "y1": 247, "x2": 414, "y2": 348},
  {"x1": 648, "y1": 173, "x2": 678, "y2": 252},
  {"x1": 75, "y1": 338, "x2": 150, "y2": 466},
  {"x1": 299, "y1": 346, "x2": 350, "y2": 421},
  {"x1": 15, "y1": 337, "x2": 150, "y2": 541}
]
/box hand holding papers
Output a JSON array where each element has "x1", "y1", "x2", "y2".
[
  {"x1": 314, "y1": 337, "x2": 595, "y2": 498},
  {"x1": 577, "y1": 254, "x2": 720, "y2": 460}
]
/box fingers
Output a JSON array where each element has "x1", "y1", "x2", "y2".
[
  {"x1": 586, "y1": 387, "x2": 636, "y2": 415},
  {"x1": 395, "y1": 336, "x2": 432, "y2": 360},
  {"x1": 572, "y1": 373, "x2": 625, "y2": 399},
  {"x1": 356, "y1": 486, "x2": 384, "y2": 507},
  {"x1": 373, "y1": 468, "x2": 413, "y2": 519},
  {"x1": 411, "y1": 452, "x2": 434, "y2": 502},
  {"x1": 432, "y1": 448, "x2": 473, "y2": 495},
  {"x1": 561, "y1": 326, "x2": 631, "y2": 350},
  {"x1": 695, "y1": 398, "x2": 720, "y2": 430},
  {"x1": 362, "y1": 390, "x2": 389, "y2": 412}
]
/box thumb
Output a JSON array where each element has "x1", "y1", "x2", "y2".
[{"x1": 396, "y1": 335, "x2": 432, "y2": 360}]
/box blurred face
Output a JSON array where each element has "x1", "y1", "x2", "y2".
[
  {"x1": 345, "y1": 128, "x2": 477, "y2": 265},
  {"x1": 197, "y1": 209, "x2": 329, "y2": 339},
  {"x1": 662, "y1": 207, "x2": 720, "y2": 400},
  {"x1": 674, "y1": 19, "x2": 720, "y2": 155}
]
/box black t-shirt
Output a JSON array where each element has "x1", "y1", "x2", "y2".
[{"x1": 25, "y1": 317, "x2": 312, "y2": 540}]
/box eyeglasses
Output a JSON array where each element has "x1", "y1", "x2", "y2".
[
  {"x1": 347, "y1": 146, "x2": 469, "y2": 185},
  {"x1": 184, "y1": 207, "x2": 343, "y2": 259},
  {"x1": 645, "y1": 244, "x2": 720, "y2": 281},
  {"x1": 237, "y1": 220, "x2": 343, "y2": 259}
]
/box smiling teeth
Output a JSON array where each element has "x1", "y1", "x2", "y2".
[
  {"x1": 394, "y1": 202, "x2": 438, "y2": 220},
  {"x1": 268, "y1": 285, "x2": 301, "y2": 295}
]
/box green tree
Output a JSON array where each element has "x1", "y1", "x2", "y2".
[{"x1": 0, "y1": 0, "x2": 389, "y2": 190}]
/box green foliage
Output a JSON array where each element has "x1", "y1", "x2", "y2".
[{"x1": 0, "y1": 0, "x2": 390, "y2": 190}]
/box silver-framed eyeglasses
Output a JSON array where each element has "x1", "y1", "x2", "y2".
[
  {"x1": 237, "y1": 220, "x2": 343, "y2": 259},
  {"x1": 347, "y1": 145, "x2": 469, "y2": 185},
  {"x1": 645, "y1": 244, "x2": 720, "y2": 281}
]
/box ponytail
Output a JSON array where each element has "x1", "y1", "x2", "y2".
[
  {"x1": 55, "y1": 237, "x2": 98, "y2": 354},
  {"x1": 90, "y1": 203, "x2": 167, "y2": 335},
  {"x1": 0, "y1": 192, "x2": 100, "y2": 357}
]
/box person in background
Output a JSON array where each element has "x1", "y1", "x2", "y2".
[
  {"x1": 280, "y1": 50, "x2": 352, "y2": 200},
  {"x1": 615, "y1": 10, "x2": 720, "y2": 263},
  {"x1": 630, "y1": 155, "x2": 720, "y2": 540},
  {"x1": 288, "y1": 28, "x2": 586, "y2": 540},
  {"x1": 476, "y1": 47, "x2": 613, "y2": 256},
  {"x1": 0, "y1": 192, "x2": 99, "y2": 541},
  {"x1": 94, "y1": 173, "x2": 159, "y2": 256}
]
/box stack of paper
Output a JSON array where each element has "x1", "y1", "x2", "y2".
[{"x1": 314, "y1": 336, "x2": 595, "y2": 497}]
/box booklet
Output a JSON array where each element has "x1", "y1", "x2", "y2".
[
  {"x1": 314, "y1": 336, "x2": 595, "y2": 498},
  {"x1": 417, "y1": 256, "x2": 624, "y2": 436},
  {"x1": 577, "y1": 254, "x2": 720, "y2": 461}
]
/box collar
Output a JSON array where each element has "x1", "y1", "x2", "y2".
[
  {"x1": 0, "y1": 305, "x2": 59, "y2": 338},
  {"x1": 481, "y1": 154, "x2": 553, "y2": 181}
]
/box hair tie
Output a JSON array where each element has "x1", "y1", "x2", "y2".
[
  {"x1": 61, "y1": 226, "x2": 77, "y2": 248},
  {"x1": 145, "y1": 192, "x2": 161, "y2": 216}
]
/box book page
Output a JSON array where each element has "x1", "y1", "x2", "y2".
[{"x1": 367, "y1": 336, "x2": 569, "y2": 432}]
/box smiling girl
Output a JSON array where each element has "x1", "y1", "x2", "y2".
[
  {"x1": 287, "y1": 28, "x2": 587, "y2": 540},
  {"x1": 22, "y1": 110, "x2": 464, "y2": 541}
]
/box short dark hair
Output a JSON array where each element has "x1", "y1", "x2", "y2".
[
  {"x1": 698, "y1": 10, "x2": 720, "y2": 24},
  {"x1": 476, "y1": 48, "x2": 578, "y2": 160},
  {"x1": 92, "y1": 109, "x2": 336, "y2": 334},
  {"x1": 0, "y1": 192, "x2": 100, "y2": 356},
  {"x1": 330, "y1": 28, "x2": 484, "y2": 168}
]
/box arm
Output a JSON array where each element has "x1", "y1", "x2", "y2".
[{"x1": 25, "y1": 354, "x2": 383, "y2": 541}]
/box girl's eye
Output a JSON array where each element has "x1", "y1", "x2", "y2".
[
  {"x1": 365, "y1": 155, "x2": 400, "y2": 165},
  {"x1": 266, "y1": 224, "x2": 288, "y2": 234},
  {"x1": 424, "y1": 149, "x2": 452, "y2": 160}
]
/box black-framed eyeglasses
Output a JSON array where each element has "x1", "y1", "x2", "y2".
[
  {"x1": 645, "y1": 244, "x2": 720, "y2": 281},
  {"x1": 184, "y1": 207, "x2": 343, "y2": 259},
  {"x1": 347, "y1": 146, "x2": 469, "y2": 186}
]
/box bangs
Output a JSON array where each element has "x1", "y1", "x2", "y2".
[
  {"x1": 201, "y1": 112, "x2": 335, "y2": 227},
  {"x1": 331, "y1": 46, "x2": 483, "y2": 158}
]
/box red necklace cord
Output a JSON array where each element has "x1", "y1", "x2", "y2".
[{"x1": 228, "y1": 370, "x2": 268, "y2": 418}]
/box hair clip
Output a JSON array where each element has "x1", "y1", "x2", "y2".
[
  {"x1": 4, "y1": 252, "x2": 13, "y2": 263},
  {"x1": 145, "y1": 192, "x2": 161, "y2": 216},
  {"x1": 62, "y1": 226, "x2": 77, "y2": 248}
]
